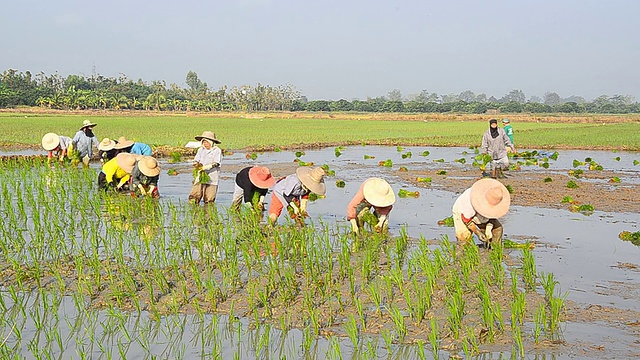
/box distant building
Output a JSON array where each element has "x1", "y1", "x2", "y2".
[{"x1": 486, "y1": 108, "x2": 500, "y2": 115}]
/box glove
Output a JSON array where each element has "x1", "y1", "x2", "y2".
[
  {"x1": 374, "y1": 215, "x2": 388, "y2": 233},
  {"x1": 485, "y1": 222, "x2": 494, "y2": 242},
  {"x1": 299, "y1": 199, "x2": 309, "y2": 213},
  {"x1": 350, "y1": 218, "x2": 359, "y2": 234},
  {"x1": 202, "y1": 162, "x2": 219, "y2": 171},
  {"x1": 289, "y1": 201, "x2": 300, "y2": 215},
  {"x1": 137, "y1": 184, "x2": 147, "y2": 196},
  {"x1": 465, "y1": 220, "x2": 488, "y2": 242},
  {"x1": 257, "y1": 196, "x2": 265, "y2": 211},
  {"x1": 82, "y1": 155, "x2": 90, "y2": 166}
]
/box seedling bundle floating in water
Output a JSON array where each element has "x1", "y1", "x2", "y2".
[
  {"x1": 398, "y1": 189, "x2": 420, "y2": 198},
  {"x1": 364, "y1": 154, "x2": 375, "y2": 160},
  {"x1": 416, "y1": 177, "x2": 432, "y2": 184},
  {"x1": 379, "y1": 159, "x2": 393, "y2": 167},
  {"x1": 401, "y1": 152, "x2": 412, "y2": 159}
]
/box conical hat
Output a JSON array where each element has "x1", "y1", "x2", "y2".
[
  {"x1": 249, "y1": 166, "x2": 276, "y2": 189},
  {"x1": 194, "y1": 131, "x2": 221, "y2": 144},
  {"x1": 138, "y1": 156, "x2": 161, "y2": 177},
  {"x1": 114, "y1": 136, "x2": 135, "y2": 150},
  {"x1": 98, "y1": 138, "x2": 116, "y2": 151},
  {"x1": 115, "y1": 153, "x2": 137, "y2": 173},
  {"x1": 41, "y1": 133, "x2": 60, "y2": 151},
  {"x1": 362, "y1": 178, "x2": 396, "y2": 207},
  {"x1": 470, "y1": 178, "x2": 510, "y2": 218},
  {"x1": 80, "y1": 119, "x2": 97, "y2": 130},
  {"x1": 296, "y1": 167, "x2": 326, "y2": 195}
]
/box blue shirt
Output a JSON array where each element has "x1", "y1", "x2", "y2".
[{"x1": 130, "y1": 142, "x2": 152, "y2": 156}]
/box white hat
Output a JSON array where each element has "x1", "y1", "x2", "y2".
[
  {"x1": 80, "y1": 119, "x2": 97, "y2": 129},
  {"x1": 296, "y1": 167, "x2": 326, "y2": 195},
  {"x1": 362, "y1": 178, "x2": 396, "y2": 207},
  {"x1": 42, "y1": 133, "x2": 60, "y2": 151},
  {"x1": 138, "y1": 156, "x2": 161, "y2": 177},
  {"x1": 98, "y1": 138, "x2": 116, "y2": 151}
]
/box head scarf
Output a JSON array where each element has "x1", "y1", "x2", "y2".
[{"x1": 489, "y1": 119, "x2": 499, "y2": 139}]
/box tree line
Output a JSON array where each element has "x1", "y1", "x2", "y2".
[{"x1": 1, "y1": 69, "x2": 639, "y2": 114}]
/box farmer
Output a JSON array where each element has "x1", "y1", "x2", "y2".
[
  {"x1": 347, "y1": 178, "x2": 396, "y2": 234},
  {"x1": 481, "y1": 119, "x2": 515, "y2": 179},
  {"x1": 72, "y1": 119, "x2": 99, "y2": 166},
  {"x1": 41, "y1": 132, "x2": 73, "y2": 162},
  {"x1": 502, "y1": 118, "x2": 515, "y2": 147},
  {"x1": 188, "y1": 131, "x2": 222, "y2": 204},
  {"x1": 98, "y1": 138, "x2": 117, "y2": 164},
  {"x1": 452, "y1": 178, "x2": 510, "y2": 246},
  {"x1": 114, "y1": 136, "x2": 153, "y2": 156},
  {"x1": 268, "y1": 167, "x2": 326, "y2": 225},
  {"x1": 131, "y1": 156, "x2": 161, "y2": 198},
  {"x1": 98, "y1": 152, "x2": 137, "y2": 191},
  {"x1": 231, "y1": 166, "x2": 276, "y2": 211}
]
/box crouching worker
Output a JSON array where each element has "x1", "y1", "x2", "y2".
[
  {"x1": 42, "y1": 133, "x2": 73, "y2": 163},
  {"x1": 231, "y1": 166, "x2": 276, "y2": 212},
  {"x1": 268, "y1": 167, "x2": 326, "y2": 225},
  {"x1": 131, "y1": 156, "x2": 161, "y2": 198},
  {"x1": 98, "y1": 153, "x2": 136, "y2": 192},
  {"x1": 452, "y1": 178, "x2": 510, "y2": 246},
  {"x1": 347, "y1": 178, "x2": 396, "y2": 235},
  {"x1": 98, "y1": 138, "x2": 117, "y2": 164}
]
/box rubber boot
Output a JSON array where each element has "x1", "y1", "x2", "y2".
[
  {"x1": 497, "y1": 168, "x2": 506, "y2": 179},
  {"x1": 491, "y1": 168, "x2": 497, "y2": 179},
  {"x1": 490, "y1": 219, "x2": 503, "y2": 245}
]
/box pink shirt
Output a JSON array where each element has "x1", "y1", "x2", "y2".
[{"x1": 347, "y1": 179, "x2": 393, "y2": 220}]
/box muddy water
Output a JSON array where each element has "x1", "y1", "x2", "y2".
[{"x1": 4, "y1": 146, "x2": 640, "y2": 358}]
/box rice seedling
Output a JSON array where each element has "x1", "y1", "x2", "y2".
[
  {"x1": 543, "y1": 177, "x2": 553, "y2": 182},
  {"x1": 387, "y1": 304, "x2": 407, "y2": 341},
  {"x1": 344, "y1": 314, "x2": 359, "y2": 349},
  {"x1": 421, "y1": 150, "x2": 430, "y2": 156},
  {"x1": 295, "y1": 151, "x2": 306, "y2": 158},
  {"x1": 436, "y1": 170, "x2": 447, "y2": 175},
  {"x1": 401, "y1": 151, "x2": 412, "y2": 159},
  {"x1": 379, "y1": 159, "x2": 393, "y2": 167},
  {"x1": 380, "y1": 328, "x2": 394, "y2": 354},
  {"x1": 398, "y1": 166, "x2": 408, "y2": 172},
  {"x1": 428, "y1": 318, "x2": 438, "y2": 358},
  {"x1": 512, "y1": 322, "x2": 524, "y2": 358},
  {"x1": 397, "y1": 189, "x2": 420, "y2": 198},
  {"x1": 416, "y1": 177, "x2": 432, "y2": 184},
  {"x1": 569, "y1": 204, "x2": 594, "y2": 214},
  {"x1": 609, "y1": 176, "x2": 621, "y2": 183},
  {"x1": 446, "y1": 286, "x2": 465, "y2": 339},
  {"x1": 363, "y1": 154, "x2": 375, "y2": 159},
  {"x1": 533, "y1": 302, "x2": 545, "y2": 343},
  {"x1": 634, "y1": 159, "x2": 639, "y2": 166},
  {"x1": 521, "y1": 247, "x2": 537, "y2": 290},
  {"x1": 455, "y1": 157, "x2": 466, "y2": 164}
]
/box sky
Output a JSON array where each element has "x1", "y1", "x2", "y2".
[{"x1": 2, "y1": 0, "x2": 639, "y2": 101}]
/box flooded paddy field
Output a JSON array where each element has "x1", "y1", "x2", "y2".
[{"x1": 0, "y1": 145, "x2": 639, "y2": 359}]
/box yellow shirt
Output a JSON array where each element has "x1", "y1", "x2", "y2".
[{"x1": 101, "y1": 158, "x2": 131, "y2": 188}]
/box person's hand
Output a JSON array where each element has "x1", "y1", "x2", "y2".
[
  {"x1": 485, "y1": 222, "x2": 494, "y2": 242},
  {"x1": 374, "y1": 215, "x2": 388, "y2": 233},
  {"x1": 289, "y1": 202, "x2": 300, "y2": 215},
  {"x1": 193, "y1": 162, "x2": 202, "y2": 168},
  {"x1": 465, "y1": 220, "x2": 488, "y2": 242},
  {"x1": 137, "y1": 184, "x2": 147, "y2": 196},
  {"x1": 350, "y1": 219, "x2": 359, "y2": 235}
]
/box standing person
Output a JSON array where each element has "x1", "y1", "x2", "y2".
[
  {"x1": 98, "y1": 153, "x2": 137, "y2": 191},
  {"x1": 347, "y1": 178, "x2": 396, "y2": 235},
  {"x1": 131, "y1": 156, "x2": 161, "y2": 198},
  {"x1": 452, "y1": 178, "x2": 510, "y2": 246},
  {"x1": 72, "y1": 120, "x2": 99, "y2": 166},
  {"x1": 481, "y1": 119, "x2": 515, "y2": 179},
  {"x1": 268, "y1": 167, "x2": 326, "y2": 225},
  {"x1": 98, "y1": 138, "x2": 117, "y2": 164},
  {"x1": 188, "y1": 131, "x2": 222, "y2": 204},
  {"x1": 114, "y1": 136, "x2": 153, "y2": 156},
  {"x1": 502, "y1": 118, "x2": 515, "y2": 149},
  {"x1": 41, "y1": 133, "x2": 73, "y2": 162},
  {"x1": 231, "y1": 166, "x2": 276, "y2": 211}
]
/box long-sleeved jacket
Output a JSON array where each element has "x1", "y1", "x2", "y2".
[
  {"x1": 101, "y1": 157, "x2": 130, "y2": 188},
  {"x1": 72, "y1": 130, "x2": 98, "y2": 158},
  {"x1": 481, "y1": 128, "x2": 513, "y2": 160}
]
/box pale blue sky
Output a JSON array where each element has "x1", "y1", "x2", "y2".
[{"x1": 2, "y1": 0, "x2": 639, "y2": 101}]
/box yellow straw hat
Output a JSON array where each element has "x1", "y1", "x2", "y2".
[
  {"x1": 296, "y1": 167, "x2": 326, "y2": 195},
  {"x1": 115, "y1": 153, "x2": 137, "y2": 173},
  {"x1": 138, "y1": 156, "x2": 161, "y2": 177},
  {"x1": 362, "y1": 178, "x2": 396, "y2": 207},
  {"x1": 41, "y1": 133, "x2": 60, "y2": 151},
  {"x1": 98, "y1": 138, "x2": 116, "y2": 151},
  {"x1": 194, "y1": 131, "x2": 221, "y2": 144}
]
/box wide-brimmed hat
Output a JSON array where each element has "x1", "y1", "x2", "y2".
[
  {"x1": 296, "y1": 167, "x2": 326, "y2": 195},
  {"x1": 98, "y1": 138, "x2": 116, "y2": 151},
  {"x1": 470, "y1": 178, "x2": 510, "y2": 218},
  {"x1": 138, "y1": 156, "x2": 161, "y2": 177},
  {"x1": 80, "y1": 119, "x2": 97, "y2": 130},
  {"x1": 194, "y1": 131, "x2": 221, "y2": 144},
  {"x1": 41, "y1": 133, "x2": 60, "y2": 151},
  {"x1": 114, "y1": 136, "x2": 135, "y2": 150},
  {"x1": 502, "y1": 118, "x2": 510, "y2": 124},
  {"x1": 363, "y1": 178, "x2": 396, "y2": 207},
  {"x1": 249, "y1": 166, "x2": 276, "y2": 189},
  {"x1": 115, "y1": 153, "x2": 137, "y2": 173}
]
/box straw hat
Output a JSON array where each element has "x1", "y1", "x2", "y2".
[
  {"x1": 138, "y1": 156, "x2": 161, "y2": 177},
  {"x1": 115, "y1": 153, "x2": 137, "y2": 173},
  {"x1": 98, "y1": 138, "x2": 116, "y2": 151},
  {"x1": 41, "y1": 133, "x2": 60, "y2": 151},
  {"x1": 114, "y1": 136, "x2": 135, "y2": 150},
  {"x1": 470, "y1": 178, "x2": 510, "y2": 218},
  {"x1": 80, "y1": 119, "x2": 97, "y2": 130},
  {"x1": 249, "y1": 166, "x2": 276, "y2": 189},
  {"x1": 296, "y1": 167, "x2": 326, "y2": 195},
  {"x1": 362, "y1": 178, "x2": 396, "y2": 207},
  {"x1": 194, "y1": 131, "x2": 221, "y2": 144}
]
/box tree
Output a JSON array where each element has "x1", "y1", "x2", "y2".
[
  {"x1": 501, "y1": 89, "x2": 526, "y2": 103},
  {"x1": 186, "y1": 71, "x2": 207, "y2": 94},
  {"x1": 543, "y1": 92, "x2": 561, "y2": 105},
  {"x1": 329, "y1": 99, "x2": 353, "y2": 112},
  {"x1": 387, "y1": 89, "x2": 403, "y2": 102},
  {"x1": 458, "y1": 90, "x2": 476, "y2": 103}
]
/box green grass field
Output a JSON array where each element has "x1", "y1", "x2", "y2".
[{"x1": 1, "y1": 112, "x2": 639, "y2": 150}]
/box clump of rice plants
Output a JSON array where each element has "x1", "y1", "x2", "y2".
[{"x1": 566, "y1": 180, "x2": 578, "y2": 189}]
